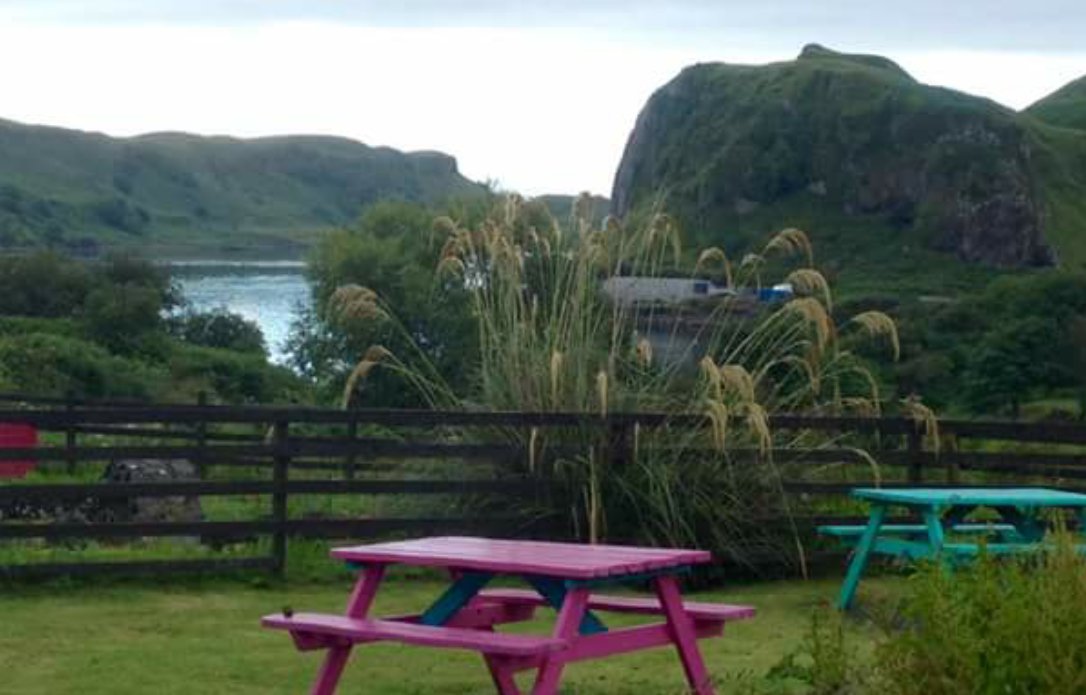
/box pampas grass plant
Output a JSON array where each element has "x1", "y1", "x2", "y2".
[{"x1": 332, "y1": 193, "x2": 902, "y2": 567}]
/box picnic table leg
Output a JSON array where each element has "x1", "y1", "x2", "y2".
[
  {"x1": 529, "y1": 587, "x2": 589, "y2": 695},
  {"x1": 837, "y1": 504, "x2": 886, "y2": 610},
  {"x1": 310, "y1": 564, "x2": 387, "y2": 695},
  {"x1": 655, "y1": 574, "x2": 714, "y2": 695},
  {"x1": 485, "y1": 655, "x2": 522, "y2": 695}
]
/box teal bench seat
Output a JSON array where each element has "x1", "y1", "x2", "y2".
[{"x1": 819, "y1": 523, "x2": 1017, "y2": 541}]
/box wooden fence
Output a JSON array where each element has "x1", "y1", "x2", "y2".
[{"x1": 2, "y1": 392, "x2": 1086, "y2": 580}]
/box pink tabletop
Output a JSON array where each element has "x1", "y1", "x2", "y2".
[{"x1": 330, "y1": 536, "x2": 712, "y2": 579}]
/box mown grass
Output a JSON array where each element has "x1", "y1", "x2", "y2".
[{"x1": 0, "y1": 573, "x2": 891, "y2": 694}]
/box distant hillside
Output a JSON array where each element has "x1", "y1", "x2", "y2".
[
  {"x1": 612, "y1": 45, "x2": 1086, "y2": 292},
  {"x1": 538, "y1": 193, "x2": 611, "y2": 227},
  {"x1": 0, "y1": 119, "x2": 487, "y2": 257},
  {"x1": 1028, "y1": 76, "x2": 1086, "y2": 131}
]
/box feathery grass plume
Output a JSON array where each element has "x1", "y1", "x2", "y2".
[
  {"x1": 503, "y1": 193, "x2": 523, "y2": 225},
  {"x1": 340, "y1": 345, "x2": 393, "y2": 408},
  {"x1": 840, "y1": 396, "x2": 881, "y2": 417},
  {"x1": 647, "y1": 213, "x2": 682, "y2": 264},
  {"x1": 528, "y1": 426, "x2": 540, "y2": 473},
  {"x1": 744, "y1": 402, "x2": 772, "y2": 455},
  {"x1": 573, "y1": 192, "x2": 595, "y2": 231},
  {"x1": 785, "y1": 268, "x2": 833, "y2": 310},
  {"x1": 901, "y1": 396, "x2": 940, "y2": 454},
  {"x1": 849, "y1": 447, "x2": 883, "y2": 486},
  {"x1": 596, "y1": 370, "x2": 609, "y2": 416},
  {"x1": 700, "y1": 356, "x2": 723, "y2": 401},
  {"x1": 432, "y1": 215, "x2": 458, "y2": 240},
  {"x1": 695, "y1": 247, "x2": 733, "y2": 287},
  {"x1": 328, "y1": 284, "x2": 387, "y2": 325},
  {"x1": 704, "y1": 399, "x2": 730, "y2": 452},
  {"x1": 635, "y1": 337, "x2": 653, "y2": 368},
  {"x1": 784, "y1": 297, "x2": 834, "y2": 355},
  {"x1": 549, "y1": 351, "x2": 563, "y2": 405},
  {"x1": 739, "y1": 252, "x2": 764, "y2": 270},
  {"x1": 764, "y1": 227, "x2": 814, "y2": 266},
  {"x1": 719, "y1": 364, "x2": 756, "y2": 402},
  {"x1": 849, "y1": 311, "x2": 901, "y2": 361},
  {"x1": 436, "y1": 254, "x2": 466, "y2": 278}
]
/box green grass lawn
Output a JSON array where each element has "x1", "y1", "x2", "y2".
[{"x1": 0, "y1": 573, "x2": 894, "y2": 694}]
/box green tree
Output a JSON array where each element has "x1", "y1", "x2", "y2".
[
  {"x1": 963, "y1": 317, "x2": 1063, "y2": 418},
  {"x1": 82, "y1": 284, "x2": 165, "y2": 356},
  {"x1": 290, "y1": 201, "x2": 477, "y2": 407},
  {"x1": 169, "y1": 309, "x2": 266, "y2": 355}
]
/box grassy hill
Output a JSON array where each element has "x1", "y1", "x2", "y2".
[
  {"x1": 0, "y1": 119, "x2": 486, "y2": 258},
  {"x1": 612, "y1": 45, "x2": 1086, "y2": 295},
  {"x1": 1028, "y1": 75, "x2": 1086, "y2": 131}
]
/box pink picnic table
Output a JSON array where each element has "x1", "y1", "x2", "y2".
[{"x1": 262, "y1": 536, "x2": 755, "y2": 694}]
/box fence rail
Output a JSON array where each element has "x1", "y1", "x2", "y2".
[{"x1": 3, "y1": 392, "x2": 1086, "y2": 580}]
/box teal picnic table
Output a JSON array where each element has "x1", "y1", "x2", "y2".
[{"x1": 822, "y1": 487, "x2": 1086, "y2": 609}]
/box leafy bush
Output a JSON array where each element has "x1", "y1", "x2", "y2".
[
  {"x1": 168, "y1": 344, "x2": 303, "y2": 404},
  {"x1": 168, "y1": 309, "x2": 266, "y2": 355},
  {"x1": 0, "y1": 251, "x2": 95, "y2": 317},
  {"x1": 874, "y1": 533, "x2": 1086, "y2": 694},
  {"x1": 82, "y1": 283, "x2": 166, "y2": 356},
  {"x1": 767, "y1": 605, "x2": 857, "y2": 694},
  {"x1": 0, "y1": 332, "x2": 165, "y2": 399}
]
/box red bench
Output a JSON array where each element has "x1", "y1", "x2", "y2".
[
  {"x1": 476, "y1": 588, "x2": 756, "y2": 623},
  {"x1": 263, "y1": 613, "x2": 568, "y2": 656},
  {"x1": 0, "y1": 423, "x2": 36, "y2": 478}
]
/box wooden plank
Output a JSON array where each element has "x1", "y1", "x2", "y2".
[
  {"x1": 0, "y1": 439, "x2": 523, "y2": 463},
  {"x1": 0, "y1": 516, "x2": 552, "y2": 540},
  {"x1": 262, "y1": 613, "x2": 569, "y2": 656},
  {"x1": 0, "y1": 556, "x2": 275, "y2": 579},
  {"x1": 942, "y1": 419, "x2": 1086, "y2": 445},
  {"x1": 0, "y1": 405, "x2": 919, "y2": 431}
]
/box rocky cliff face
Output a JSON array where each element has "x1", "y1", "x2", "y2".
[{"x1": 612, "y1": 45, "x2": 1059, "y2": 268}]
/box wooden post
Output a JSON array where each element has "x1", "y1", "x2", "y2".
[
  {"x1": 344, "y1": 417, "x2": 357, "y2": 481},
  {"x1": 944, "y1": 431, "x2": 960, "y2": 484},
  {"x1": 907, "y1": 425, "x2": 924, "y2": 484},
  {"x1": 195, "y1": 391, "x2": 208, "y2": 480},
  {"x1": 271, "y1": 420, "x2": 290, "y2": 577},
  {"x1": 64, "y1": 390, "x2": 76, "y2": 475},
  {"x1": 607, "y1": 416, "x2": 635, "y2": 474}
]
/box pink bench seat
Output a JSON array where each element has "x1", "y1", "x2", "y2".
[
  {"x1": 262, "y1": 612, "x2": 569, "y2": 657},
  {"x1": 476, "y1": 589, "x2": 756, "y2": 623}
]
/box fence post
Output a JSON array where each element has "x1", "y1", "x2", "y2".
[
  {"x1": 195, "y1": 391, "x2": 208, "y2": 480},
  {"x1": 907, "y1": 425, "x2": 924, "y2": 484},
  {"x1": 64, "y1": 390, "x2": 76, "y2": 475},
  {"x1": 344, "y1": 416, "x2": 357, "y2": 481},
  {"x1": 607, "y1": 417, "x2": 634, "y2": 471},
  {"x1": 271, "y1": 420, "x2": 291, "y2": 577},
  {"x1": 944, "y1": 430, "x2": 960, "y2": 484}
]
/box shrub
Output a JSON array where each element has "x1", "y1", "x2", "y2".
[
  {"x1": 168, "y1": 344, "x2": 303, "y2": 404},
  {"x1": 82, "y1": 283, "x2": 166, "y2": 356},
  {"x1": 874, "y1": 533, "x2": 1086, "y2": 694},
  {"x1": 168, "y1": 309, "x2": 267, "y2": 355},
  {"x1": 0, "y1": 251, "x2": 95, "y2": 317},
  {"x1": 0, "y1": 332, "x2": 165, "y2": 399}
]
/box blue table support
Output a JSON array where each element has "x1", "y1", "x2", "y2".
[
  {"x1": 420, "y1": 571, "x2": 494, "y2": 626},
  {"x1": 837, "y1": 504, "x2": 886, "y2": 610}
]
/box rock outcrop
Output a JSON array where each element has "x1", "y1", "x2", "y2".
[{"x1": 612, "y1": 44, "x2": 1067, "y2": 268}]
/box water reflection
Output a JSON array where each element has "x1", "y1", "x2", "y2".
[{"x1": 169, "y1": 262, "x2": 310, "y2": 365}]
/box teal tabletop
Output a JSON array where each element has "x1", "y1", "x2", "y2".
[{"x1": 852, "y1": 487, "x2": 1086, "y2": 507}]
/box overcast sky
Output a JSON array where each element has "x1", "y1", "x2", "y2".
[{"x1": 2, "y1": 1, "x2": 1085, "y2": 196}]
